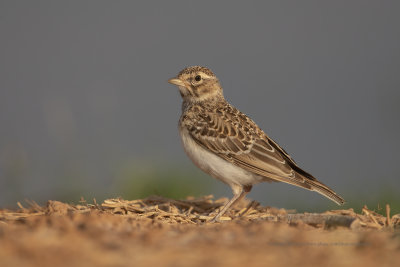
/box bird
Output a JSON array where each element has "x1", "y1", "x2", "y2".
[{"x1": 168, "y1": 66, "x2": 345, "y2": 222}]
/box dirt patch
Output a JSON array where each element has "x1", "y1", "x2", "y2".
[{"x1": 1, "y1": 196, "x2": 399, "y2": 267}]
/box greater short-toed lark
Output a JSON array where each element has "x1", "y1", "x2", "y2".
[{"x1": 168, "y1": 66, "x2": 345, "y2": 222}]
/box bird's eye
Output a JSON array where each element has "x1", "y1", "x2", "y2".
[{"x1": 194, "y1": 75, "x2": 201, "y2": 82}]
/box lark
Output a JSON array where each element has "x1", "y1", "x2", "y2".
[{"x1": 168, "y1": 66, "x2": 345, "y2": 222}]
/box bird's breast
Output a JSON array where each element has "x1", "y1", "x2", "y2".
[{"x1": 178, "y1": 126, "x2": 263, "y2": 186}]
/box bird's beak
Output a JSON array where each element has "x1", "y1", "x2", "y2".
[{"x1": 168, "y1": 78, "x2": 185, "y2": 87}]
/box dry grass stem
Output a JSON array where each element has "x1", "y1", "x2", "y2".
[{"x1": 0, "y1": 196, "x2": 398, "y2": 230}]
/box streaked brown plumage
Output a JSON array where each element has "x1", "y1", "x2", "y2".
[{"x1": 168, "y1": 66, "x2": 345, "y2": 222}]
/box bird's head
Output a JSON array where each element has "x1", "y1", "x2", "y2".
[{"x1": 168, "y1": 66, "x2": 223, "y2": 102}]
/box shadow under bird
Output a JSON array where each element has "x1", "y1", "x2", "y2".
[{"x1": 168, "y1": 66, "x2": 345, "y2": 222}]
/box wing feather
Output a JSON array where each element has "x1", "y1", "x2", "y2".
[{"x1": 181, "y1": 103, "x2": 345, "y2": 205}]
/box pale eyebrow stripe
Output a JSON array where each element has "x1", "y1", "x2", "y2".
[{"x1": 198, "y1": 72, "x2": 215, "y2": 79}]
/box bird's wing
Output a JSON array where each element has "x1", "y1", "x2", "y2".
[{"x1": 182, "y1": 104, "x2": 345, "y2": 205}]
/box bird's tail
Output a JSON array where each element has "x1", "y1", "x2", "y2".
[
  {"x1": 264, "y1": 172, "x2": 346, "y2": 205},
  {"x1": 266, "y1": 170, "x2": 345, "y2": 205},
  {"x1": 302, "y1": 177, "x2": 345, "y2": 205}
]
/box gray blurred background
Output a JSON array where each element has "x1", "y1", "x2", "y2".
[{"x1": 1, "y1": 1, "x2": 399, "y2": 213}]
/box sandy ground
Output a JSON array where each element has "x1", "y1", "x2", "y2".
[{"x1": 0, "y1": 196, "x2": 399, "y2": 267}]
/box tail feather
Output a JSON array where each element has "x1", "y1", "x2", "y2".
[
  {"x1": 263, "y1": 172, "x2": 345, "y2": 205},
  {"x1": 261, "y1": 171, "x2": 346, "y2": 205},
  {"x1": 303, "y1": 177, "x2": 345, "y2": 205}
]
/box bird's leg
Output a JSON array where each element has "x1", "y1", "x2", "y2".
[{"x1": 210, "y1": 184, "x2": 252, "y2": 223}]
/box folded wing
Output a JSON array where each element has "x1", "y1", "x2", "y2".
[{"x1": 183, "y1": 104, "x2": 345, "y2": 205}]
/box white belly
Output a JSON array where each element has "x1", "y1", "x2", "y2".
[{"x1": 179, "y1": 127, "x2": 263, "y2": 186}]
